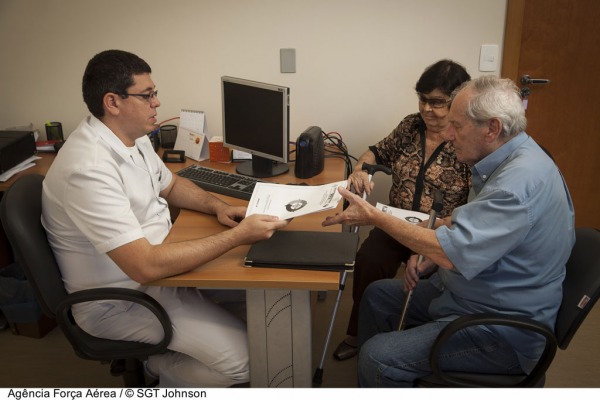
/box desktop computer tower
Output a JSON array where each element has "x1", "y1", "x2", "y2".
[
  {"x1": 0, "y1": 131, "x2": 36, "y2": 174},
  {"x1": 294, "y1": 126, "x2": 324, "y2": 179}
]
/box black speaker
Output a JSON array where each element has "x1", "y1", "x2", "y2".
[{"x1": 295, "y1": 126, "x2": 324, "y2": 179}]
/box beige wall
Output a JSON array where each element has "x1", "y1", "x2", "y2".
[{"x1": 0, "y1": 0, "x2": 507, "y2": 203}]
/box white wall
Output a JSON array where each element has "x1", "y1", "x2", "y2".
[{"x1": 0, "y1": 0, "x2": 506, "y2": 204}]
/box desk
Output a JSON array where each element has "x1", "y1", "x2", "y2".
[
  {"x1": 0, "y1": 153, "x2": 55, "y2": 192},
  {"x1": 150, "y1": 156, "x2": 346, "y2": 387}
]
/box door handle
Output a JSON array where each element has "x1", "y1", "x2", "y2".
[{"x1": 520, "y1": 75, "x2": 550, "y2": 85}]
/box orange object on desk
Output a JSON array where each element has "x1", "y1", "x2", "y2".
[{"x1": 209, "y1": 137, "x2": 231, "y2": 162}]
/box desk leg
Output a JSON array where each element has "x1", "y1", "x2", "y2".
[{"x1": 246, "y1": 289, "x2": 312, "y2": 387}]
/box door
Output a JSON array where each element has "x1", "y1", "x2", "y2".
[{"x1": 502, "y1": 0, "x2": 600, "y2": 228}]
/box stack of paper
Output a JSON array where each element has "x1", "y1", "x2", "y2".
[
  {"x1": 0, "y1": 156, "x2": 41, "y2": 182},
  {"x1": 36, "y1": 140, "x2": 61, "y2": 152}
]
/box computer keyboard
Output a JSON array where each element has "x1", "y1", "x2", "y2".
[{"x1": 176, "y1": 164, "x2": 264, "y2": 200}]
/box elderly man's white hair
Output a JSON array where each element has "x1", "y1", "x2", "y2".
[{"x1": 452, "y1": 76, "x2": 527, "y2": 138}]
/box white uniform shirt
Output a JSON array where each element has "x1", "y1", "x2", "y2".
[{"x1": 41, "y1": 115, "x2": 173, "y2": 293}]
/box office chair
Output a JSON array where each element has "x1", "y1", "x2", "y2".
[
  {"x1": 416, "y1": 227, "x2": 600, "y2": 387},
  {"x1": 0, "y1": 174, "x2": 173, "y2": 387}
]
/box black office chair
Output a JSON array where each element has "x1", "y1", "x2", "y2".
[
  {"x1": 416, "y1": 227, "x2": 600, "y2": 387},
  {"x1": 0, "y1": 174, "x2": 173, "y2": 387}
]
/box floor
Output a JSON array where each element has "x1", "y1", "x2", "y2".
[{"x1": 1, "y1": 272, "x2": 599, "y2": 388}]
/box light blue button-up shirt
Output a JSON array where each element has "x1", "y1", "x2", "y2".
[{"x1": 434, "y1": 132, "x2": 575, "y2": 372}]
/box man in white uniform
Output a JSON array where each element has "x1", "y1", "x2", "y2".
[{"x1": 41, "y1": 49, "x2": 289, "y2": 387}]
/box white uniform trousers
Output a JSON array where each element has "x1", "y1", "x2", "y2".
[{"x1": 73, "y1": 286, "x2": 249, "y2": 387}]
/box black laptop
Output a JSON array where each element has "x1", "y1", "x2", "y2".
[{"x1": 244, "y1": 230, "x2": 359, "y2": 271}]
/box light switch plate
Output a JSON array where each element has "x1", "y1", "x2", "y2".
[
  {"x1": 479, "y1": 44, "x2": 499, "y2": 72},
  {"x1": 280, "y1": 48, "x2": 296, "y2": 73}
]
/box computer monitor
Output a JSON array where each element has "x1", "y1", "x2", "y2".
[{"x1": 221, "y1": 76, "x2": 290, "y2": 178}]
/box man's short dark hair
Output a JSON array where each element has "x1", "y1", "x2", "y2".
[
  {"x1": 82, "y1": 50, "x2": 152, "y2": 118},
  {"x1": 415, "y1": 59, "x2": 470, "y2": 97}
]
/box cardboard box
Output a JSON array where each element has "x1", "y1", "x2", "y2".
[
  {"x1": 1, "y1": 300, "x2": 56, "y2": 338},
  {"x1": 8, "y1": 314, "x2": 57, "y2": 338}
]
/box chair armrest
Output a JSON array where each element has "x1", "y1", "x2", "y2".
[
  {"x1": 55, "y1": 287, "x2": 173, "y2": 361},
  {"x1": 428, "y1": 313, "x2": 557, "y2": 387}
]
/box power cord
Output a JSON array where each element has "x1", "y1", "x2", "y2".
[{"x1": 322, "y1": 130, "x2": 357, "y2": 179}]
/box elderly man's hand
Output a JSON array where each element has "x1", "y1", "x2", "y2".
[
  {"x1": 404, "y1": 254, "x2": 438, "y2": 292},
  {"x1": 322, "y1": 187, "x2": 375, "y2": 228}
]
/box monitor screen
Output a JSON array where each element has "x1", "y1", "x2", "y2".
[{"x1": 221, "y1": 76, "x2": 290, "y2": 178}]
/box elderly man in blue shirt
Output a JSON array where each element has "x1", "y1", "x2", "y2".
[{"x1": 322, "y1": 75, "x2": 575, "y2": 387}]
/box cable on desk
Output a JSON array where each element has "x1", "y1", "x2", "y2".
[
  {"x1": 157, "y1": 117, "x2": 180, "y2": 126},
  {"x1": 322, "y1": 130, "x2": 357, "y2": 180}
]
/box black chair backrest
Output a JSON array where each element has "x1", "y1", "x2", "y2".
[
  {"x1": 555, "y1": 227, "x2": 600, "y2": 349},
  {"x1": 1, "y1": 174, "x2": 173, "y2": 377},
  {"x1": 0, "y1": 174, "x2": 68, "y2": 318}
]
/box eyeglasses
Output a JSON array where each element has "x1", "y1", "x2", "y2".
[
  {"x1": 417, "y1": 93, "x2": 451, "y2": 109},
  {"x1": 120, "y1": 90, "x2": 159, "y2": 102}
]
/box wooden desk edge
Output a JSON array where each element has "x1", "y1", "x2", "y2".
[{"x1": 148, "y1": 274, "x2": 342, "y2": 291}]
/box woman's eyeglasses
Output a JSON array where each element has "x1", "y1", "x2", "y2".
[{"x1": 417, "y1": 93, "x2": 450, "y2": 109}]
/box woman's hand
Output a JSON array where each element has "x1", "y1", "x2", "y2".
[{"x1": 347, "y1": 169, "x2": 374, "y2": 197}]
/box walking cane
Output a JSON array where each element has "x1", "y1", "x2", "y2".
[
  {"x1": 313, "y1": 162, "x2": 391, "y2": 386},
  {"x1": 397, "y1": 190, "x2": 443, "y2": 331}
]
